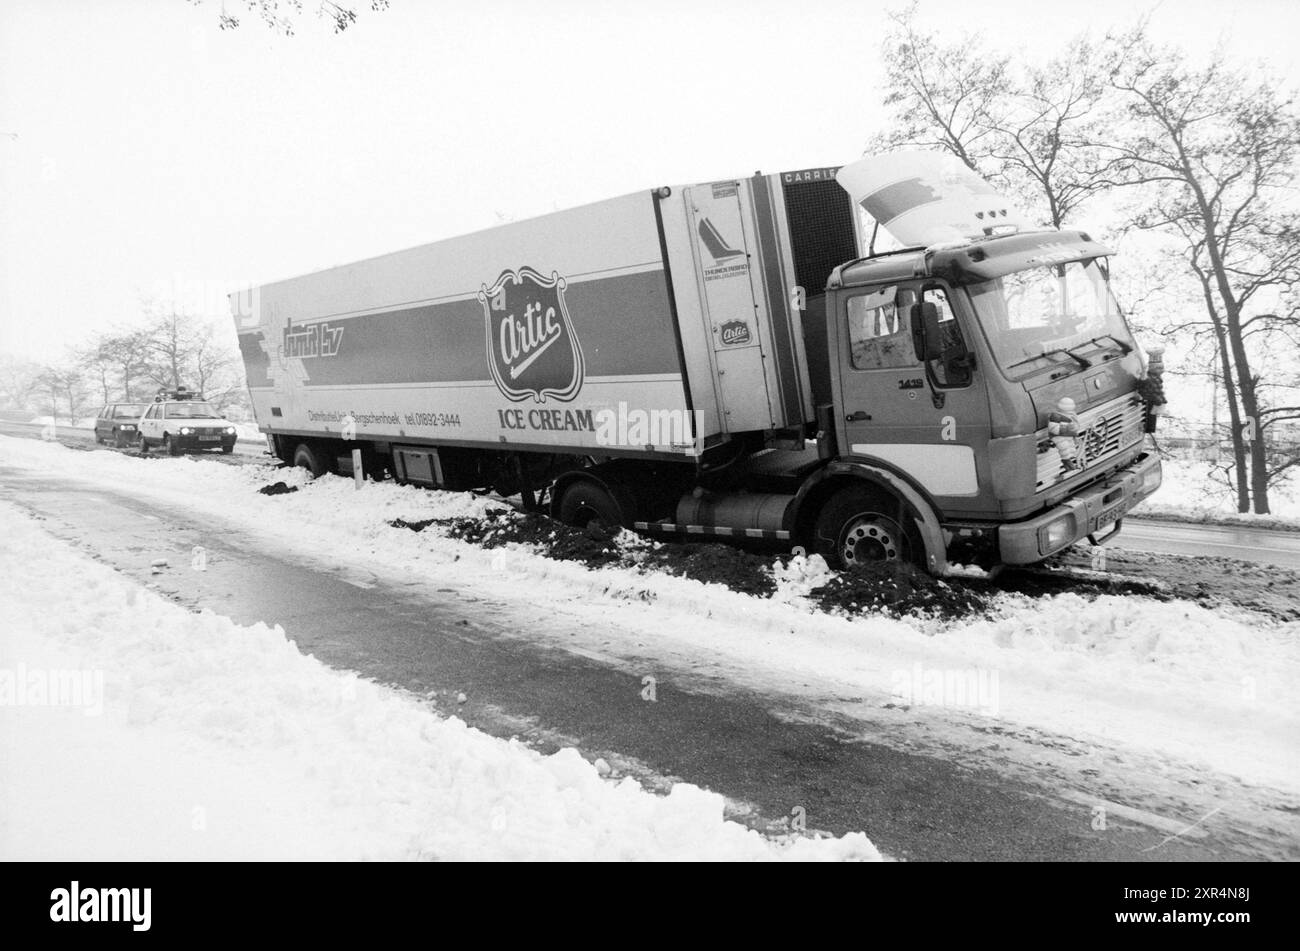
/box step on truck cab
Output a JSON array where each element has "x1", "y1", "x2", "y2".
[{"x1": 233, "y1": 151, "x2": 1161, "y2": 573}]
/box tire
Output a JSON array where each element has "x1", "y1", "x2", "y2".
[
  {"x1": 557, "y1": 480, "x2": 622, "y2": 529},
  {"x1": 163, "y1": 434, "x2": 180, "y2": 457},
  {"x1": 137, "y1": 432, "x2": 148, "y2": 455},
  {"x1": 221, "y1": 445, "x2": 234, "y2": 455},
  {"x1": 292, "y1": 442, "x2": 327, "y2": 478},
  {"x1": 812, "y1": 485, "x2": 923, "y2": 570}
]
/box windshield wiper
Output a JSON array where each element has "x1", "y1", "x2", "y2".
[
  {"x1": 1068, "y1": 334, "x2": 1132, "y2": 360},
  {"x1": 1007, "y1": 348, "x2": 1091, "y2": 372}
]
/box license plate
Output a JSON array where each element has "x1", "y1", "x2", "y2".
[
  {"x1": 199, "y1": 436, "x2": 219, "y2": 442},
  {"x1": 1096, "y1": 500, "x2": 1128, "y2": 529}
]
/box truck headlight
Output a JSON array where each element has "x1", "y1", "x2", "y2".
[
  {"x1": 1038, "y1": 514, "x2": 1076, "y2": 553},
  {"x1": 180, "y1": 427, "x2": 193, "y2": 435},
  {"x1": 1141, "y1": 463, "x2": 1162, "y2": 494}
]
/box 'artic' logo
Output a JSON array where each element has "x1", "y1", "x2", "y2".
[
  {"x1": 719, "y1": 320, "x2": 752, "y2": 346},
  {"x1": 480, "y1": 267, "x2": 585, "y2": 403}
]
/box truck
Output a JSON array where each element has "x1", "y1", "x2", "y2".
[{"x1": 231, "y1": 151, "x2": 1163, "y2": 573}]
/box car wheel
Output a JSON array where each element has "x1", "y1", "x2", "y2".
[
  {"x1": 163, "y1": 434, "x2": 181, "y2": 456},
  {"x1": 137, "y1": 432, "x2": 148, "y2": 455},
  {"x1": 221, "y1": 445, "x2": 234, "y2": 454}
]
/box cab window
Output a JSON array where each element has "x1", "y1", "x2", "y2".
[
  {"x1": 922, "y1": 285, "x2": 973, "y2": 388},
  {"x1": 846, "y1": 285, "x2": 918, "y2": 370}
]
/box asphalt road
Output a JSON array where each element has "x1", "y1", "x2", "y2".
[
  {"x1": 2, "y1": 464, "x2": 1293, "y2": 861},
  {"x1": 1119, "y1": 517, "x2": 1300, "y2": 569}
]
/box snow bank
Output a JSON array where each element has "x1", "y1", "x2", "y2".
[
  {"x1": 1134, "y1": 457, "x2": 1300, "y2": 529},
  {"x1": 0, "y1": 501, "x2": 881, "y2": 861}
]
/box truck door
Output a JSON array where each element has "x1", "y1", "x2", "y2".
[
  {"x1": 834, "y1": 280, "x2": 991, "y2": 503},
  {"x1": 686, "y1": 182, "x2": 776, "y2": 433}
]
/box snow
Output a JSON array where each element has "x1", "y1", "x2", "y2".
[
  {"x1": 0, "y1": 501, "x2": 881, "y2": 861},
  {"x1": 1133, "y1": 457, "x2": 1300, "y2": 528},
  {"x1": 1, "y1": 434, "x2": 1297, "y2": 820}
]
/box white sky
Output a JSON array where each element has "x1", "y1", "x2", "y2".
[{"x1": 2, "y1": 0, "x2": 1298, "y2": 362}]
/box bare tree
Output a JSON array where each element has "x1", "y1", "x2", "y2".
[
  {"x1": 35, "y1": 365, "x2": 90, "y2": 424},
  {"x1": 984, "y1": 37, "x2": 1115, "y2": 228},
  {"x1": 871, "y1": 7, "x2": 1115, "y2": 229},
  {"x1": 870, "y1": 4, "x2": 1010, "y2": 172},
  {"x1": 1099, "y1": 28, "x2": 1300, "y2": 512},
  {"x1": 142, "y1": 311, "x2": 197, "y2": 392},
  {"x1": 0, "y1": 353, "x2": 42, "y2": 413}
]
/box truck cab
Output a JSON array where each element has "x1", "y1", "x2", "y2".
[{"x1": 805, "y1": 230, "x2": 1161, "y2": 570}]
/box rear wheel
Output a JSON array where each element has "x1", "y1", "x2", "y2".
[
  {"x1": 812, "y1": 485, "x2": 923, "y2": 570},
  {"x1": 292, "y1": 442, "x2": 327, "y2": 478},
  {"x1": 557, "y1": 480, "x2": 622, "y2": 529}
]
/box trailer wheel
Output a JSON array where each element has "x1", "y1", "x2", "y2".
[
  {"x1": 292, "y1": 442, "x2": 327, "y2": 478},
  {"x1": 557, "y1": 480, "x2": 622, "y2": 529},
  {"x1": 813, "y1": 485, "x2": 921, "y2": 570}
]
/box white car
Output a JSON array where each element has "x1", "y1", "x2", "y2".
[{"x1": 136, "y1": 391, "x2": 238, "y2": 456}]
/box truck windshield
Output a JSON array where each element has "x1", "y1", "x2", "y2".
[
  {"x1": 164, "y1": 402, "x2": 222, "y2": 419},
  {"x1": 966, "y1": 258, "x2": 1134, "y2": 380}
]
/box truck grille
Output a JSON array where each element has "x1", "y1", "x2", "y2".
[{"x1": 1035, "y1": 394, "x2": 1144, "y2": 491}]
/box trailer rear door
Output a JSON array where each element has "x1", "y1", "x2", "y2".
[{"x1": 686, "y1": 182, "x2": 775, "y2": 433}]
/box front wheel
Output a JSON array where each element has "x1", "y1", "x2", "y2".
[
  {"x1": 812, "y1": 485, "x2": 923, "y2": 570},
  {"x1": 163, "y1": 434, "x2": 181, "y2": 456},
  {"x1": 137, "y1": 432, "x2": 148, "y2": 455}
]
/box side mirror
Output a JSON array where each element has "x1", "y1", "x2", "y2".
[{"x1": 911, "y1": 302, "x2": 944, "y2": 362}]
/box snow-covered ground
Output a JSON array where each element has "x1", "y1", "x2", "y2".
[
  {"x1": 0, "y1": 500, "x2": 880, "y2": 861},
  {"x1": 1, "y1": 434, "x2": 1296, "y2": 813},
  {"x1": 1134, "y1": 457, "x2": 1300, "y2": 529}
]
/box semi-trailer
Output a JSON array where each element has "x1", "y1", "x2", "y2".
[{"x1": 232, "y1": 152, "x2": 1162, "y2": 572}]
